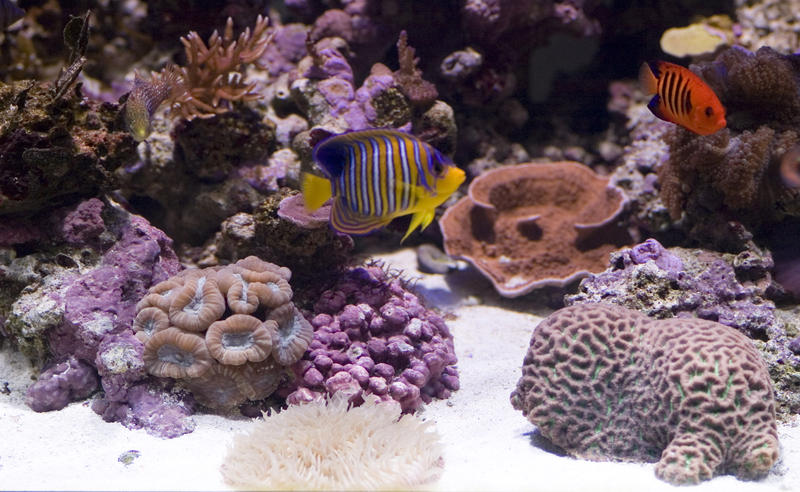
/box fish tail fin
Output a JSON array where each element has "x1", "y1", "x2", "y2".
[
  {"x1": 401, "y1": 209, "x2": 434, "y2": 243},
  {"x1": 302, "y1": 172, "x2": 332, "y2": 211},
  {"x1": 639, "y1": 61, "x2": 658, "y2": 94}
]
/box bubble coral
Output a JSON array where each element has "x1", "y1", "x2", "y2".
[
  {"x1": 285, "y1": 265, "x2": 458, "y2": 413},
  {"x1": 511, "y1": 303, "x2": 779, "y2": 485},
  {"x1": 441, "y1": 162, "x2": 631, "y2": 297},
  {"x1": 134, "y1": 256, "x2": 307, "y2": 410}
]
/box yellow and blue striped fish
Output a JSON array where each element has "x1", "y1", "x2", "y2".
[{"x1": 302, "y1": 129, "x2": 466, "y2": 241}]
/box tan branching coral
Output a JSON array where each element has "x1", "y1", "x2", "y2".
[
  {"x1": 134, "y1": 256, "x2": 307, "y2": 410},
  {"x1": 658, "y1": 46, "x2": 800, "y2": 228},
  {"x1": 220, "y1": 395, "x2": 444, "y2": 490},
  {"x1": 511, "y1": 303, "x2": 779, "y2": 485},
  {"x1": 441, "y1": 162, "x2": 631, "y2": 297},
  {"x1": 124, "y1": 16, "x2": 272, "y2": 141}
]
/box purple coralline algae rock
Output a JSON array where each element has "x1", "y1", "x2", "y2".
[
  {"x1": 6, "y1": 198, "x2": 192, "y2": 437},
  {"x1": 285, "y1": 266, "x2": 458, "y2": 412},
  {"x1": 25, "y1": 356, "x2": 99, "y2": 412},
  {"x1": 566, "y1": 238, "x2": 776, "y2": 338}
]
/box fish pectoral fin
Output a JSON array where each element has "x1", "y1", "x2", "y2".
[
  {"x1": 401, "y1": 208, "x2": 435, "y2": 243},
  {"x1": 647, "y1": 94, "x2": 668, "y2": 122},
  {"x1": 330, "y1": 199, "x2": 392, "y2": 236},
  {"x1": 301, "y1": 172, "x2": 333, "y2": 211}
]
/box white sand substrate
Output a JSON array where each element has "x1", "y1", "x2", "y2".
[{"x1": 1, "y1": 248, "x2": 798, "y2": 491}]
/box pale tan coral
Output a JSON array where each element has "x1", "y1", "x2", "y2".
[
  {"x1": 135, "y1": 279, "x2": 182, "y2": 312},
  {"x1": 206, "y1": 314, "x2": 274, "y2": 365},
  {"x1": 132, "y1": 307, "x2": 169, "y2": 343},
  {"x1": 168, "y1": 276, "x2": 226, "y2": 332},
  {"x1": 220, "y1": 395, "x2": 444, "y2": 490},
  {"x1": 236, "y1": 255, "x2": 292, "y2": 281},
  {"x1": 268, "y1": 304, "x2": 313, "y2": 365},
  {"x1": 144, "y1": 327, "x2": 212, "y2": 379}
]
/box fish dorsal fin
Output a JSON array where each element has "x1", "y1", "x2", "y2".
[
  {"x1": 312, "y1": 139, "x2": 349, "y2": 179},
  {"x1": 330, "y1": 198, "x2": 393, "y2": 236}
]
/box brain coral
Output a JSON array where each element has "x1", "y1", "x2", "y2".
[
  {"x1": 510, "y1": 303, "x2": 778, "y2": 485},
  {"x1": 440, "y1": 162, "x2": 631, "y2": 297},
  {"x1": 133, "y1": 256, "x2": 312, "y2": 410}
]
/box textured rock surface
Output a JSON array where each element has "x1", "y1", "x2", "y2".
[
  {"x1": 511, "y1": 303, "x2": 779, "y2": 485},
  {"x1": 441, "y1": 162, "x2": 631, "y2": 297}
]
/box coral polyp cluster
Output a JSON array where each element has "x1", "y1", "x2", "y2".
[
  {"x1": 133, "y1": 256, "x2": 312, "y2": 410},
  {"x1": 285, "y1": 265, "x2": 459, "y2": 413}
]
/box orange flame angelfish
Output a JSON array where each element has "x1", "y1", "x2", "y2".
[{"x1": 639, "y1": 60, "x2": 726, "y2": 136}]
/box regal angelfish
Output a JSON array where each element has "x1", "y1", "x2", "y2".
[{"x1": 302, "y1": 129, "x2": 466, "y2": 241}]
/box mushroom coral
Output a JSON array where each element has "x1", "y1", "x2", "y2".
[
  {"x1": 440, "y1": 162, "x2": 631, "y2": 297},
  {"x1": 220, "y1": 395, "x2": 444, "y2": 490},
  {"x1": 511, "y1": 303, "x2": 778, "y2": 485},
  {"x1": 134, "y1": 256, "x2": 307, "y2": 410}
]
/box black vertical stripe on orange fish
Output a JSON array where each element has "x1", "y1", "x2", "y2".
[{"x1": 639, "y1": 60, "x2": 726, "y2": 136}]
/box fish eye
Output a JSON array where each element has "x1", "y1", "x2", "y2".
[{"x1": 705, "y1": 106, "x2": 714, "y2": 117}]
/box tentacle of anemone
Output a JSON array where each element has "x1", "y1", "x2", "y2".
[
  {"x1": 135, "y1": 279, "x2": 183, "y2": 311},
  {"x1": 268, "y1": 304, "x2": 313, "y2": 366},
  {"x1": 143, "y1": 327, "x2": 212, "y2": 378},
  {"x1": 169, "y1": 276, "x2": 226, "y2": 332},
  {"x1": 206, "y1": 314, "x2": 273, "y2": 365},
  {"x1": 133, "y1": 306, "x2": 169, "y2": 343},
  {"x1": 185, "y1": 362, "x2": 251, "y2": 410}
]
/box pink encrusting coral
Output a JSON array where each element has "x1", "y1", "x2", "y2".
[
  {"x1": 511, "y1": 303, "x2": 779, "y2": 485},
  {"x1": 284, "y1": 265, "x2": 458, "y2": 413},
  {"x1": 441, "y1": 162, "x2": 631, "y2": 297}
]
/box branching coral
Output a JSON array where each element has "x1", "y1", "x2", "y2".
[
  {"x1": 133, "y1": 256, "x2": 310, "y2": 411},
  {"x1": 511, "y1": 303, "x2": 779, "y2": 485},
  {"x1": 441, "y1": 162, "x2": 631, "y2": 297},
  {"x1": 124, "y1": 15, "x2": 272, "y2": 141},
  {"x1": 220, "y1": 395, "x2": 444, "y2": 490},
  {"x1": 657, "y1": 47, "x2": 800, "y2": 230}
]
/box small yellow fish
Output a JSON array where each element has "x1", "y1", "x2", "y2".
[{"x1": 302, "y1": 129, "x2": 465, "y2": 241}]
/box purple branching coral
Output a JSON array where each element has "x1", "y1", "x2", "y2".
[{"x1": 285, "y1": 265, "x2": 459, "y2": 413}]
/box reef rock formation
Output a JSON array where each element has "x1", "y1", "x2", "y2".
[
  {"x1": 285, "y1": 265, "x2": 458, "y2": 413},
  {"x1": 511, "y1": 303, "x2": 779, "y2": 485},
  {"x1": 441, "y1": 162, "x2": 631, "y2": 297},
  {"x1": 133, "y1": 256, "x2": 311, "y2": 411}
]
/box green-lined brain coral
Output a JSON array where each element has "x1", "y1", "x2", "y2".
[{"x1": 510, "y1": 303, "x2": 778, "y2": 485}]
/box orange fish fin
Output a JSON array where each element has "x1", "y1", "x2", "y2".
[
  {"x1": 638, "y1": 61, "x2": 659, "y2": 95},
  {"x1": 330, "y1": 198, "x2": 392, "y2": 236}
]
